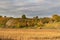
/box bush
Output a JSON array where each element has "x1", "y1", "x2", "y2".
[{"x1": 43, "y1": 22, "x2": 60, "y2": 29}]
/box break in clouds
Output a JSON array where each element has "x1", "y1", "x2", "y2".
[{"x1": 0, "y1": 0, "x2": 60, "y2": 17}]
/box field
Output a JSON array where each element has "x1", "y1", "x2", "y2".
[{"x1": 0, "y1": 29, "x2": 60, "y2": 40}]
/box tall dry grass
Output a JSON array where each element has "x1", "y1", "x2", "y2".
[{"x1": 0, "y1": 29, "x2": 60, "y2": 40}]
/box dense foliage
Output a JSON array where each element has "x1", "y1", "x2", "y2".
[{"x1": 0, "y1": 14, "x2": 60, "y2": 29}]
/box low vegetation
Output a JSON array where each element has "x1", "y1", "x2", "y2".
[{"x1": 0, "y1": 14, "x2": 60, "y2": 29}]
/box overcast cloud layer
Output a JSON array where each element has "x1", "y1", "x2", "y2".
[{"x1": 0, "y1": 0, "x2": 60, "y2": 18}]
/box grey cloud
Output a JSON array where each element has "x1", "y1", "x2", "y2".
[{"x1": 0, "y1": 0, "x2": 60, "y2": 17}]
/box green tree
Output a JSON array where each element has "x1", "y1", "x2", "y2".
[
  {"x1": 52, "y1": 14, "x2": 60, "y2": 22},
  {"x1": 33, "y1": 16, "x2": 38, "y2": 19},
  {"x1": 4, "y1": 16, "x2": 6, "y2": 18},
  {"x1": 0, "y1": 15, "x2": 2, "y2": 18},
  {"x1": 37, "y1": 20, "x2": 44, "y2": 29},
  {"x1": 40, "y1": 17, "x2": 50, "y2": 24},
  {"x1": 22, "y1": 14, "x2": 26, "y2": 19}
]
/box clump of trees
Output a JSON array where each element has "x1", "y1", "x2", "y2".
[
  {"x1": 22, "y1": 14, "x2": 27, "y2": 19},
  {"x1": 0, "y1": 14, "x2": 60, "y2": 29}
]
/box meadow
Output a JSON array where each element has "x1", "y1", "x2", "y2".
[{"x1": 0, "y1": 29, "x2": 60, "y2": 40}]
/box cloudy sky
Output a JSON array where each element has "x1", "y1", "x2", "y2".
[{"x1": 0, "y1": 0, "x2": 60, "y2": 18}]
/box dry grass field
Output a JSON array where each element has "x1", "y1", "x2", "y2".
[{"x1": 0, "y1": 29, "x2": 60, "y2": 40}]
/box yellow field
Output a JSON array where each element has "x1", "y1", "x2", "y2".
[{"x1": 0, "y1": 29, "x2": 60, "y2": 40}]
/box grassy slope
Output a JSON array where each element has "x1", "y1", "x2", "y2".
[{"x1": 0, "y1": 29, "x2": 60, "y2": 40}]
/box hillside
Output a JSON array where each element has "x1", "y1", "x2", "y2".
[{"x1": 0, "y1": 14, "x2": 60, "y2": 29}]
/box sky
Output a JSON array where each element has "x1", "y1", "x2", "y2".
[{"x1": 0, "y1": 0, "x2": 60, "y2": 18}]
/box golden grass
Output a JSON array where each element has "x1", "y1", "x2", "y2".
[{"x1": 0, "y1": 29, "x2": 60, "y2": 40}]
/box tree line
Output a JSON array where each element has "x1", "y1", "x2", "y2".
[{"x1": 0, "y1": 14, "x2": 60, "y2": 29}]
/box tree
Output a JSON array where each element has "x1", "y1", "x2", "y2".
[
  {"x1": 22, "y1": 14, "x2": 26, "y2": 19},
  {"x1": 0, "y1": 15, "x2": 2, "y2": 18},
  {"x1": 42, "y1": 17, "x2": 51, "y2": 23},
  {"x1": 4, "y1": 16, "x2": 7, "y2": 18},
  {"x1": 33, "y1": 16, "x2": 39, "y2": 19},
  {"x1": 52, "y1": 14, "x2": 60, "y2": 22},
  {"x1": 35, "y1": 16, "x2": 38, "y2": 19},
  {"x1": 37, "y1": 20, "x2": 44, "y2": 29}
]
